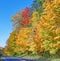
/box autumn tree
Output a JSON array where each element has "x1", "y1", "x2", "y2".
[
  {"x1": 2, "y1": 30, "x2": 19, "y2": 56},
  {"x1": 2, "y1": 0, "x2": 45, "y2": 56},
  {"x1": 37, "y1": 0, "x2": 60, "y2": 54},
  {"x1": 12, "y1": 7, "x2": 32, "y2": 31},
  {"x1": 3, "y1": 0, "x2": 60, "y2": 57}
]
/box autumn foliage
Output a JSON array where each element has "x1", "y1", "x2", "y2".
[{"x1": 3, "y1": 0, "x2": 60, "y2": 57}]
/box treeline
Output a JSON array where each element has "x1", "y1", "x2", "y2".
[{"x1": 2, "y1": 0, "x2": 60, "y2": 58}]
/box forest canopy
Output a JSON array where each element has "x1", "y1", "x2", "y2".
[{"x1": 2, "y1": 0, "x2": 60, "y2": 58}]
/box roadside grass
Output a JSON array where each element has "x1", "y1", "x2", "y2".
[
  {"x1": 19, "y1": 54, "x2": 60, "y2": 61},
  {"x1": 16, "y1": 54, "x2": 60, "y2": 61},
  {"x1": 36, "y1": 58, "x2": 60, "y2": 61}
]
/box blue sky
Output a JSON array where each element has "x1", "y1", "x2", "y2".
[{"x1": 0, "y1": 0, "x2": 33, "y2": 47}]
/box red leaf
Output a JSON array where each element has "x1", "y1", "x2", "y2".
[
  {"x1": 22, "y1": 7, "x2": 30, "y2": 19},
  {"x1": 21, "y1": 20, "x2": 30, "y2": 26}
]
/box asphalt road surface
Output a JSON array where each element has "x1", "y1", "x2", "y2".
[{"x1": 1, "y1": 57, "x2": 36, "y2": 61}]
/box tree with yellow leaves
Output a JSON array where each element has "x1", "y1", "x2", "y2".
[
  {"x1": 37, "y1": 0, "x2": 60, "y2": 55},
  {"x1": 3, "y1": 0, "x2": 60, "y2": 58}
]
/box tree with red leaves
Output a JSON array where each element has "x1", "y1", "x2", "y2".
[{"x1": 21, "y1": 7, "x2": 31, "y2": 26}]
